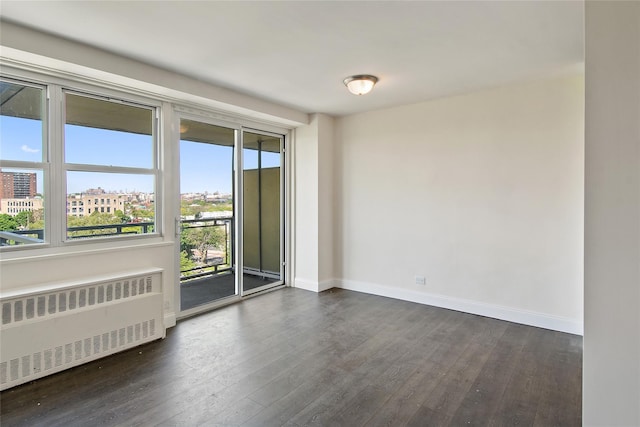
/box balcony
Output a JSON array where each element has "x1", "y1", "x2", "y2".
[
  {"x1": 0, "y1": 216, "x2": 279, "y2": 310},
  {"x1": 179, "y1": 216, "x2": 279, "y2": 310}
]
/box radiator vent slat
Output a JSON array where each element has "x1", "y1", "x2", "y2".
[
  {"x1": 1, "y1": 274, "x2": 159, "y2": 327},
  {"x1": 0, "y1": 270, "x2": 164, "y2": 391},
  {"x1": 2, "y1": 303, "x2": 10, "y2": 325}
]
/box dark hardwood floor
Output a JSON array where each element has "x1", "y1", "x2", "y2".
[{"x1": 0, "y1": 288, "x2": 582, "y2": 426}]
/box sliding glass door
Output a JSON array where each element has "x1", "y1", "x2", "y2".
[
  {"x1": 178, "y1": 119, "x2": 284, "y2": 314},
  {"x1": 179, "y1": 119, "x2": 237, "y2": 311},
  {"x1": 242, "y1": 131, "x2": 284, "y2": 294}
]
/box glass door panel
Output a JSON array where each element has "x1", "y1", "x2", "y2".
[
  {"x1": 242, "y1": 131, "x2": 283, "y2": 294},
  {"x1": 179, "y1": 119, "x2": 237, "y2": 311}
]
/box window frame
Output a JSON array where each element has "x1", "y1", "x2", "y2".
[
  {"x1": 61, "y1": 88, "x2": 161, "y2": 243},
  {"x1": 0, "y1": 77, "x2": 49, "y2": 249},
  {"x1": 0, "y1": 72, "x2": 163, "y2": 251}
]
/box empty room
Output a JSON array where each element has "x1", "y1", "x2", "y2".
[{"x1": 0, "y1": 1, "x2": 638, "y2": 426}]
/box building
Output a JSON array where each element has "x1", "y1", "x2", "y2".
[
  {"x1": 66, "y1": 193, "x2": 126, "y2": 217},
  {"x1": 0, "y1": 170, "x2": 36, "y2": 200},
  {"x1": 0, "y1": 170, "x2": 41, "y2": 217},
  {"x1": 83, "y1": 187, "x2": 107, "y2": 196},
  {"x1": 0, "y1": 2, "x2": 638, "y2": 425},
  {"x1": 0, "y1": 197, "x2": 43, "y2": 216}
]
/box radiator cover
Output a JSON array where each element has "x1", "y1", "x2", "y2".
[{"x1": 0, "y1": 268, "x2": 165, "y2": 391}]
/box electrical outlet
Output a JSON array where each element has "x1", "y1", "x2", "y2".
[{"x1": 415, "y1": 276, "x2": 426, "y2": 285}]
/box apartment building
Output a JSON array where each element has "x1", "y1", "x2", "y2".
[
  {"x1": 0, "y1": 170, "x2": 36, "y2": 200},
  {"x1": 0, "y1": 197, "x2": 43, "y2": 216},
  {"x1": 66, "y1": 193, "x2": 126, "y2": 217}
]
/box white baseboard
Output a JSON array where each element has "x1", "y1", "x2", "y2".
[
  {"x1": 164, "y1": 311, "x2": 177, "y2": 329},
  {"x1": 318, "y1": 279, "x2": 336, "y2": 292},
  {"x1": 335, "y1": 279, "x2": 583, "y2": 335},
  {"x1": 294, "y1": 278, "x2": 336, "y2": 293},
  {"x1": 294, "y1": 278, "x2": 319, "y2": 292}
]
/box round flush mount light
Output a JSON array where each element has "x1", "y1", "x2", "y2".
[{"x1": 343, "y1": 74, "x2": 378, "y2": 95}]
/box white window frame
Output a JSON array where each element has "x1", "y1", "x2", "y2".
[
  {"x1": 61, "y1": 88, "x2": 161, "y2": 243},
  {"x1": 0, "y1": 70, "x2": 163, "y2": 251},
  {"x1": 0, "y1": 77, "x2": 49, "y2": 248}
]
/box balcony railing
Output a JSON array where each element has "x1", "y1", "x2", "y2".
[
  {"x1": 0, "y1": 230, "x2": 44, "y2": 245},
  {"x1": 67, "y1": 222, "x2": 154, "y2": 238},
  {"x1": 1, "y1": 216, "x2": 234, "y2": 282},
  {"x1": 0, "y1": 222, "x2": 154, "y2": 246},
  {"x1": 180, "y1": 217, "x2": 233, "y2": 282}
]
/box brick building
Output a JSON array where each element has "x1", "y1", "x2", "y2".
[{"x1": 0, "y1": 170, "x2": 37, "y2": 200}]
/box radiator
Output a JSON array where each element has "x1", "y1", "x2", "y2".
[{"x1": 0, "y1": 268, "x2": 165, "y2": 391}]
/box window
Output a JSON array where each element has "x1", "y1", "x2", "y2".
[
  {"x1": 0, "y1": 79, "x2": 47, "y2": 247},
  {"x1": 64, "y1": 92, "x2": 157, "y2": 240},
  {"x1": 0, "y1": 75, "x2": 160, "y2": 249}
]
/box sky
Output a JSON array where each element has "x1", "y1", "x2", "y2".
[{"x1": 1, "y1": 116, "x2": 281, "y2": 196}]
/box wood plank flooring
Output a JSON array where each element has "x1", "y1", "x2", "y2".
[{"x1": 0, "y1": 288, "x2": 582, "y2": 426}]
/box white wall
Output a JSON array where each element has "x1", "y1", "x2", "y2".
[
  {"x1": 317, "y1": 115, "x2": 335, "y2": 285},
  {"x1": 335, "y1": 74, "x2": 585, "y2": 333},
  {"x1": 584, "y1": 2, "x2": 640, "y2": 425},
  {"x1": 294, "y1": 114, "x2": 335, "y2": 291},
  {"x1": 0, "y1": 243, "x2": 175, "y2": 293},
  {"x1": 294, "y1": 116, "x2": 320, "y2": 288}
]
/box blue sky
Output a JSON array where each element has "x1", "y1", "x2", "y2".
[{"x1": 1, "y1": 116, "x2": 280, "y2": 195}]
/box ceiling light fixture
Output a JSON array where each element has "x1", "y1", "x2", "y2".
[{"x1": 343, "y1": 74, "x2": 378, "y2": 95}]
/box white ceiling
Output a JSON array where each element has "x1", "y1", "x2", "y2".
[{"x1": 0, "y1": 1, "x2": 584, "y2": 117}]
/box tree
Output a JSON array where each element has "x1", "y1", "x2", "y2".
[
  {"x1": 31, "y1": 208, "x2": 44, "y2": 223},
  {"x1": 126, "y1": 203, "x2": 154, "y2": 222},
  {"x1": 180, "y1": 226, "x2": 196, "y2": 254},
  {"x1": 0, "y1": 214, "x2": 18, "y2": 231},
  {"x1": 180, "y1": 250, "x2": 196, "y2": 272},
  {"x1": 15, "y1": 211, "x2": 33, "y2": 228},
  {"x1": 182, "y1": 225, "x2": 225, "y2": 264},
  {"x1": 29, "y1": 219, "x2": 45, "y2": 231},
  {"x1": 114, "y1": 209, "x2": 130, "y2": 223},
  {"x1": 67, "y1": 211, "x2": 125, "y2": 237}
]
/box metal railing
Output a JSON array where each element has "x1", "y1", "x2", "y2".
[
  {"x1": 0, "y1": 230, "x2": 44, "y2": 245},
  {"x1": 0, "y1": 222, "x2": 155, "y2": 246},
  {"x1": 67, "y1": 222, "x2": 154, "y2": 238},
  {"x1": 1, "y1": 217, "x2": 234, "y2": 282},
  {"x1": 179, "y1": 216, "x2": 233, "y2": 282}
]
